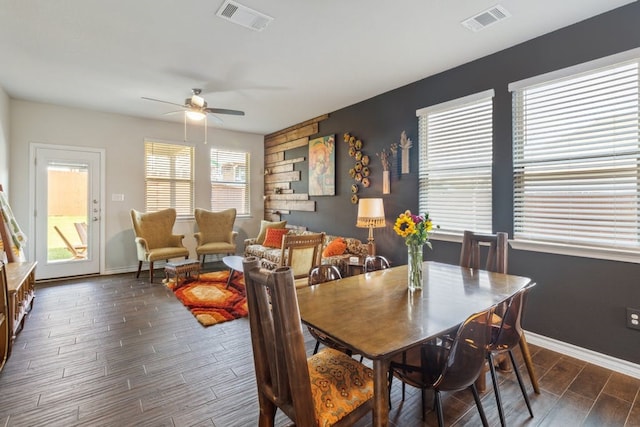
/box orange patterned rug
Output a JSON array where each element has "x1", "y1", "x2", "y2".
[{"x1": 165, "y1": 270, "x2": 248, "y2": 327}]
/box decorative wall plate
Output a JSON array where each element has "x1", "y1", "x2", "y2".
[
  {"x1": 348, "y1": 146, "x2": 356, "y2": 157},
  {"x1": 349, "y1": 168, "x2": 356, "y2": 178},
  {"x1": 355, "y1": 172, "x2": 362, "y2": 182},
  {"x1": 351, "y1": 184, "x2": 359, "y2": 193},
  {"x1": 355, "y1": 151, "x2": 363, "y2": 161},
  {"x1": 362, "y1": 177, "x2": 370, "y2": 187},
  {"x1": 361, "y1": 155, "x2": 370, "y2": 166},
  {"x1": 362, "y1": 166, "x2": 370, "y2": 177},
  {"x1": 354, "y1": 162, "x2": 363, "y2": 172},
  {"x1": 351, "y1": 195, "x2": 359, "y2": 204},
  {"x1": 355, "y1": 139, "x2": 363, "y2": 150}
]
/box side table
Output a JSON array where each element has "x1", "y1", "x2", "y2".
[
  {"x1": 345, "y1": 256, "x2": 365, "y2": 276},
  {"x1": 164, "y1": 260, "x2": 201, "y2": 287}
]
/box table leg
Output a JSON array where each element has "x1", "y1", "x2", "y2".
[
  {"x1": 519, "y1": 334, "x2": 540, "y2": 394},
  {"x1": 226, "y1": 269, "x2": 235, "y2": 289},
  {"x1": 372, "y1": 358, "x2": 390, "y2": 427}
]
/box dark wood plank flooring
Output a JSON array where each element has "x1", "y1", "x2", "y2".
[{"x1": 0, "y1": 269, "x2": 638, "y2": 426}]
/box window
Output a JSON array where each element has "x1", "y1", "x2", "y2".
[
  {"x1": 417, "y1": 90, "x2": 494, "y2": 236},
  {"x1": 144, "y1": 140, "x2": 194, "y2": 217},
  {"x1": 210, "y1": 149, "x2": 250, "y2": 215},
  {"x1": 511, "y1": 50, "x2": 640, "y2": 260}
]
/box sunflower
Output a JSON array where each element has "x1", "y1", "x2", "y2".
[{"x1": 394, "y1": 213, "x2": 416, "y2": 238}]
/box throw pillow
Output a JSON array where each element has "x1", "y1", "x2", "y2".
[
  {"x1": 322, "y1": 238, "x2": 347, "y2": 257},
  {"x1": 263, "y1": 228, "x2": 290, "y2": 248},
  {"x1": 256, "y1": 220, "x2": 287, "y2": 244}
]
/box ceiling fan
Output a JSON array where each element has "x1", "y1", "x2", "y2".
[{"x1": 142, "y1": 88, "x2": 245, "y2": 122}]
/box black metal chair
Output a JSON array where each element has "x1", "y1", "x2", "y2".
[
  {"x1": 488, "y1": 282, "x2": 536, "y2": 426},
  {"x1": 388, "y1": 308, "x2": 493, "y2": 426}
]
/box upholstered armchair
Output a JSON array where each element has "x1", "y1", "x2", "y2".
[
  {"x1": 130, "y1": 208, "x2": 189, "y2": 283},
  {"x1": 194, "y1": 208, "x2": 238, "y2": 265}
]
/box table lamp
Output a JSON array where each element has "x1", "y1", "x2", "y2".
[{"x1": 356, "y1": 198, "x2": 386, "y2": 256}]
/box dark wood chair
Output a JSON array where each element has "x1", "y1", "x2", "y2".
[
  {"x1": 388, "y1": 308, "x2": 493, "y2": 426},
  {"x1": 459, "y1": 230, "x2": 540, "y2": 394},
  {"x1": 242, "y1": 257, "x2": 374, "y2": 426}
]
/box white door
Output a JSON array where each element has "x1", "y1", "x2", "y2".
[{"x1": 33, "y1": 146, "x2": 102, "y2": 280}]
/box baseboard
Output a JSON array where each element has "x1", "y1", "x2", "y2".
[{"x1": 525, "y1": 331, "x2": 640, "y2": 379}]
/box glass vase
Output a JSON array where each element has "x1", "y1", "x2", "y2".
[{"x1": 407, "y1": 243, "x2": 424, "y2": 291}]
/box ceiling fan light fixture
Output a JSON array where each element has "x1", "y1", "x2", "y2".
[{"x1": 186, "y1": 110, "x2": 206, "y2": 121}]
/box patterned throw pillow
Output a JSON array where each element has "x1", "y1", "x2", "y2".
[
  {"x1": 322, "y1": 238, "x2": 347, "y2": 257},
  {"x1": 263, "y1": 228, "x2": 290, "y2": 248},
  {"x1": 256, "y1": 220, "x2": 287, "y2": 244}
]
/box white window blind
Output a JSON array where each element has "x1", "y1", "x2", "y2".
[
  {"x1": 210, "y1": 149, "x2": 250, "y2": 215},
  {"x1": 144, "y1": 141, "x2": 194, "y2": 217},
  {"x1": 417, "y1": 90, "x2": 494, "y2": 235},
  {"x1": 512, "y1": 59, "x2": 640, "y2": 254}
]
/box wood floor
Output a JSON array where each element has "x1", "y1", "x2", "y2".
[{"x1": 0, "y1": 267, "x2": 639, "y2": 426}]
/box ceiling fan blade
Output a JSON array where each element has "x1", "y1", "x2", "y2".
[
  {"x1": 204, "y1": 107, "x2": 245, "y2": 116},
  {"x1": 141, "y1": 97, "x2": 186, "y2": 108}
]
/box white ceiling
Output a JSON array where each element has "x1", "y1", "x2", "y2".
[{"x1": 0, "y1": 0, "x2": 634, "y2": 135}]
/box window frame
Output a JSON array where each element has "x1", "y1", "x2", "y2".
[
  {"x1": 144, "y1": 139, "x2": 195, "y2": 219},
  {"x1": 417, "y1": 89, "x2": 495, "y2": 241},
  {"x1": 509, "y1": 48, "x2": 640, "y2": 264},
  {"x1": 209, "y1": 148, "x2": 250, "y2": 216}
]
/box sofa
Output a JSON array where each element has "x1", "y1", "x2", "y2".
[{"x1": 243, "y1": 222, "x2": 369, "y2": 276}]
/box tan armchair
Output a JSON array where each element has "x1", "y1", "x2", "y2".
[
  {"x1": 194, "y1": 208, "x2": 238, "y2": 265},
  {"x1": 130, "y1": 208, "x2": 189, "y2": 283}
]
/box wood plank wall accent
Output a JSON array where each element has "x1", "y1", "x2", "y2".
[{"x1": 263, "y1": 114, "x2": 329, "y2": 221}]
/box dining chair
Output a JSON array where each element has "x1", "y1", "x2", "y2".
[
  {"x1": 488, "y1": 282, "x2": 536, "y2": 427},
  {"x1": 363, "y1": 255, "x2": 390, "y2": 272},
  {"x1": 459, "y1": 230, "x2": 539, "y2": 394},
  {"x1": 242, "y1": 257, "x2": 374, "y2": 426},
  {"x1": 388, "y1": 308, "x2": 493, "y2": 427},
  {"x1": 130, "y1": 208, "x2": 189, "y2": 283},
  {"x1": 193, "y1": 208, "x2": 238, "y2": 265},
  {"x1": 279, "y1": 232, "x2": 325, "y2": 280},
  {"x1": 306, "y1": 265, "x2": 354, "y2": 355}
]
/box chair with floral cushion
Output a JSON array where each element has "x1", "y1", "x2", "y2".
[{"x1": 242, "y1": 257, "x2": 374, "y2": 426}]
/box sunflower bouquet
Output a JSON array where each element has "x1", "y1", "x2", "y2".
[
  {"x1": 394, "y1": 210, "x2": 436, "y2": 290},
  {"x1": 393, "y1": 210, "x2": 435, "y2": 248}
]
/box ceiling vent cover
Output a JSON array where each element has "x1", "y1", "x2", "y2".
[
  {"x1": 216, "y1": 0, "x2": 274, "y2": 32},
  {"x1": 462, "y1": 5, "x2": 510, "y2": 32}
]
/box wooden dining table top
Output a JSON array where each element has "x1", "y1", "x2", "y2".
[
  {"x1": 296, "y1": 260, "x2": 534, "y2": 360},
  {"x1": 297, "y1": 260, "x2": 534, "y2": 426}
]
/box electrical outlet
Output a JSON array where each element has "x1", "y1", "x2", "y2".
[{"x1": 627, "y1": 307, "x2": 640, "y2": 330}]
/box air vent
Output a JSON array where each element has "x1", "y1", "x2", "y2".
[
  {"x1": 462, "y1": 5, "x2": 510, "y2": 32},
  {"x1": 216, "y1": 0, "x2": 273, "y2": 32}
]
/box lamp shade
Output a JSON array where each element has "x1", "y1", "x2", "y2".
[{"x1": 356, "y1": 198, "x2": 386, "y2": 228}]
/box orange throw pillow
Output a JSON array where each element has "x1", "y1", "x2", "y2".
[
  {"x1": 263, "y1": 228, "x2": 290, "y2": 248},
  {"x1": 323, "y1": 238, "x2": 347, "y2": 257}
]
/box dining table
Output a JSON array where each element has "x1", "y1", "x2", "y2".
[{"x1": 296, "y1": 260, "x2": 534, "y2": 427}]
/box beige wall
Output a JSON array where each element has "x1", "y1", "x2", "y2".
[
  {"x1": 9, "y1": 100, "x2": 264, "y2": 274},
  {"x1": 0, "y1": 85, "x2": 9, "y2": 189}
]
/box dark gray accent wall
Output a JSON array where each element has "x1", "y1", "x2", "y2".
[{"x1": 282, "y1": 3, "x2": 640, "y2": 364}]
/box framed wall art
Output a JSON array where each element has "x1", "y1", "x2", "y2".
[{"x1": 309, "y1": 134, "x2": 335, "y2": 196}]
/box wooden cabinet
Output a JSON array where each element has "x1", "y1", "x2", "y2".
[
  {"x1": 0, "y1": 262, "x2": 9, "y2": 371},
  {"x1": 5, "y1": 261, "x2": 36, "y2": 354}
]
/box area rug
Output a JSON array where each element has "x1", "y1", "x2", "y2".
[{"x1": 165, "y1": 270, "x2": 248, "y2": 327}]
